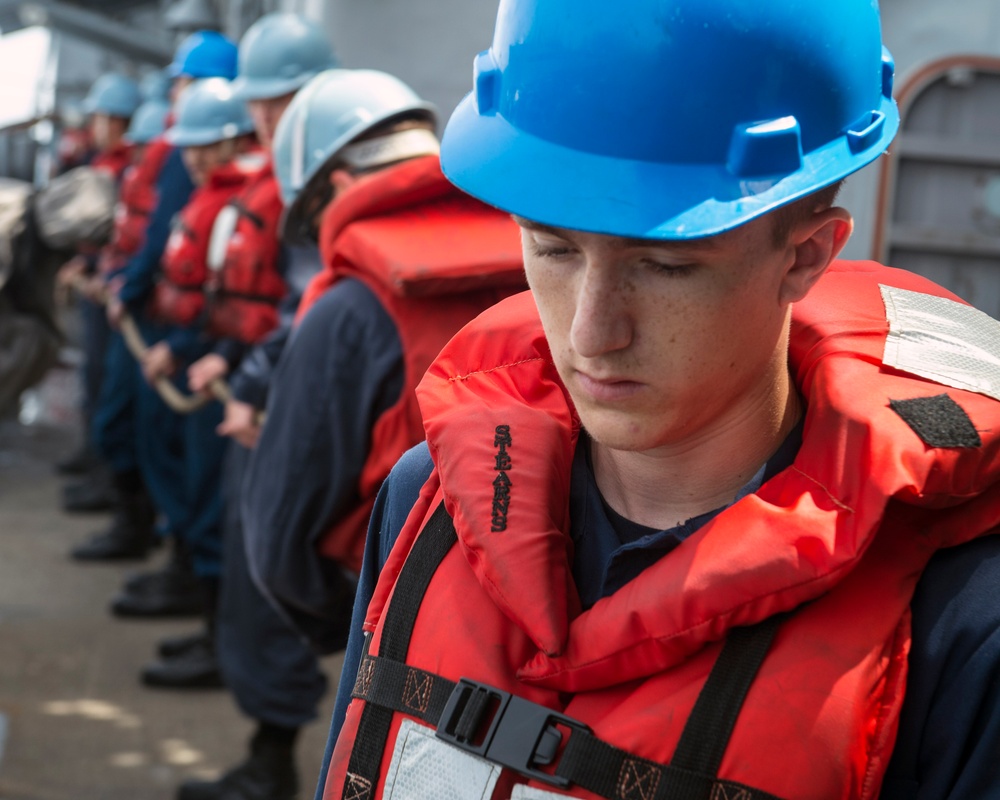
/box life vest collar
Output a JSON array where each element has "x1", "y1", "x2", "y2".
[{"x1": 416, "y1": 264, "x2": 1000, "y2": 694}]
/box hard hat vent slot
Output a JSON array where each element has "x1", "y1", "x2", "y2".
[
  {"x1": 726, "y1": 116, "x2": 802, "y2": 177},
  {"x1": 474, "y1": 51, "x2": 501, "y2": 116},
  {"x1": 845, "y1": 111, "x2": 885, "y2": 154}
]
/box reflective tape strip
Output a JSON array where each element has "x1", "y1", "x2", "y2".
[
  {"x1": 381, "y1": 719, "x2": 501, "y2": 800},
  {"x1": 339, "y1": 129, "x2": 440, "y2": 172},
  {"x1": 207, "y1": 204, "x2": 240, "y2": 273},
  {"x1": 881, "y1": 285, "x2": 1000, "y2": 402}
]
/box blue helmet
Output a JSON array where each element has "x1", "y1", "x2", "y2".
[
  {"x1": 139, "y1": 70, "x2": 172, "y2": 102},
  {"x1": 168, "y1": 30, "x2": 238, "y2": 80},
  {"x1": 124, "y1": 100, "x2": 171, "y2": 144},
  {"x1": 166, "y1": 78, "x2": 254, "y2": 147},
  {"x1": 441, "y1": 0, "x2": 900, "y2": 240},
  {"x1": 230, "y1": 13, "x2": 338, "y2": 101},
  {"x1": 82, "y1": 73, "x2": 142, "y2": 118},
  {"x1": 272, "y1": 68, "x2": 437, "y2": 238}
]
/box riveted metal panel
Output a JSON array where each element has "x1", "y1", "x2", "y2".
[{"x1": 882, "y1": 65, "x2": 1000, "y2": 320}]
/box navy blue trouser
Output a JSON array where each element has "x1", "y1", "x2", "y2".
[
  {"x1": 92, "y1": 328, "x2": 140, "y2": 475},
  {"x1": 79, "y1": 297, "x2": 110, "y2": 438},
  {"x1": 216, "y1": 442, "x2": 327, "y2": 727},
  {"x1": 134, "y1": 318, "x2": 225, "y2": 578}
]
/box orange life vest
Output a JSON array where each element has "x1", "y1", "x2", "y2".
[
  {"x1": 326, "y1": 262, "x2": 1000, "y2": 800},
  {"x1": 203, "y1": 161, "x2": 287, "y2": 343},
  {"x1": 98, "y1": 138, "x2": 172, "y2": 275},
  {"x1": 151, "y1": 154, "x2": 264, "y2": 328},
  {"x1": 299, "y1": 155, "x2": 527, "y2": 573}
]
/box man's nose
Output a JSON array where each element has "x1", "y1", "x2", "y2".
[{"x1": 569, "y1": 263, "x2": 633, "y2": 358}]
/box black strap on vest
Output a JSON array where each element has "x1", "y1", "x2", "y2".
[
  {"x1": 230, "y1": 198, "x2": 266, "y2": 230},
  {"x1": 343, "y1": 503, "x2": 787, "y2": 800},
  {"x1": 342, "y1": 502, "x2": 457, "y2": 800}
]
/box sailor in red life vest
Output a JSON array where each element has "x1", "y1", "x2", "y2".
[
  {"x1": 53, "y1": 73, "x2": 141, "y2": 506},
  {"x1": 241, "y1": 68, "x2": 527, "y2": 656},
  {"x1": 97, "y1": 99, "x2": 173, "y2": 280},
  {"x1": 68, "y1": 97, "x2": 173, "y2": 564},
  {"x1": 134, "y1": 78, "x2": 258, "y2": 682},
  {"x1": 173, "y1": 15, "x2": 337, "y2": 800},
  {"x1": 318, "y1": 2, "x2": 1000, "y2": 799}
]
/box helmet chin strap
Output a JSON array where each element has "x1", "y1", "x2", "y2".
[{"x1": 339, "y1": 128, "x2": 440, "y2": 172}]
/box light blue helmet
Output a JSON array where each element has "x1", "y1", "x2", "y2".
[
  {"x1": 272, "y1": 69, "x2": 437, "y2": 238},
  {"x1": 124, "y1": 100, "x2": 171, "y2": 144},
  {"x1": 166, "y1": 78, "x2": 254, "y2": 147},
  {"x1": 230, "y1": 13, "x2": 338, "y2": 101},
  {"x1": 139, "y1": 70, "x2": 172, "y2": 102},
  {"x1": 168, "y1": 30, "x2": 238, "y2": 80},
  {"x1": 442, "y1": 0, "x2": 900, "y2": 240},
  {"x1": 82, "y1": 73, "x2": 142, "y2": 118}
]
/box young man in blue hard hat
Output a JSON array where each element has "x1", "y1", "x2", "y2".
[
  {"x1": 317, "y1": 1, "x2": 1000, "y2": 799},
  {"x1": 129, "y1": 78, "x2": 259, "y2": 694},
  {"x1": 55, "y1": 72, "x2": 141, "y2": 510},
  {"x1": 168, "y1": 14, "x2": 337, "y2": 800},
  {"x1": 66, "y1": 95, "x2": 172, "y2": 565},
  {"x1": 240, "y1": 66, "x2": 525, "y2": 669},
  {"x1": 103, "y1": 30, "x2": 239, "y2": 622}
]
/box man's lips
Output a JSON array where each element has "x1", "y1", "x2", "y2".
[{"x1": 574, "y1": 370, "x2": 644, "y2": 403}]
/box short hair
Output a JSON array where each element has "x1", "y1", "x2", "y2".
[{"x1": 769, "y1": 180, "x2": 844, "y2": 248}]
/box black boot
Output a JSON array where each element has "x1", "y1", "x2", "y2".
[
  {"x1": 157, "y1": 629, "x2": 211, "y2": 659},
  {"x1": 70, "y1": 477, "x2": 157, "y2": 561},
  {"x1": 111, "y1": 540, "x2": 209, "y2": 618},
  {"x1": 55, "y1": 443, "x2": 102, "y2": 476},
  {"x1": 61, "y1": 467, "x2": 115, "y2": 512},
  {"x1": 177, "y1": 725, "x2": 299, "y2": 800},
  {"x1": 141, "y1": 628, "x2": 224, "y2": 689}
]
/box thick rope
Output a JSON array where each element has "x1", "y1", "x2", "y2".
[{"x1": 69, "y1": 275, "x2": 233, "y2": 414}]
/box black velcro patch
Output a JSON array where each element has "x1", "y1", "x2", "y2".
[{"x1": 889, "y1": 394, "x2": 981, "y2": 448}]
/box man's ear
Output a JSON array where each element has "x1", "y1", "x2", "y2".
[
  {"x1": 329, "y1": 168, "x2": 357, "y2": 195},
  {"x1": 779, "y1": 207, "x2": 853, "y2": 305}
]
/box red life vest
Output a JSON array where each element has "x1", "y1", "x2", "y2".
[
  {"x1": 77, "y1": 143, "x2": 132, "y2": 259},
  {"x1": 98, "y1": 138, "x2": 172, "y2": 275},
  {"x1": 326, "y1": 262, "x2": 1000, "y2": 800},
  {"x1": 151, "y1": 154, "x2": 264, "y2": 327},
  {"x1": 90, "y1": 143, "x2": 132, "y2": 181},
  {"x1": 300, "y1": 155, "x2": 527, "y2": 573},
  {"x1": 203, "y1": 161, "x2": 287, "y2": 343}
]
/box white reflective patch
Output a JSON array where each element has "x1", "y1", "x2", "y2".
[
  {"x1": 880, "y1": 285, "x2": 1000, "y2": 402},
  {"x1": 383, "y1": 718, "x2": 501, "y2": 800},
  {"x1": 207, "y1": 205, "x2": 239, "y2": 273},
  {"x1": 511, "y1": 784, "x2": 583, "y2": 799}
]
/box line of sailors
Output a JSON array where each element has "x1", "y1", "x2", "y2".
[{"x1": 54, "y1": 14, "x2": 526, "y2": 800}]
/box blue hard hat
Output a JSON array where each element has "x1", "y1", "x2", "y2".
[
  {"x1": 272, "y1": 69, "x2": 436, "y2": 232},
  {"x1": 168, "y1": 30, "x2": 238, "y2": 80},
  {"x1": 124, "y1": 99, "x2": 171, "y2": 144},
  {"x1": 139, "y1": 70, "x2": 172, "y2": 102},
  {"x1": 441, "y1": 0, "x2": 900, "y2": 240},
  {"x1": 82, "y1": 73, "x2": 142, "y2": 118},
  {"x1": 166, "y1": 78, "x2": 254, "y2": 147},
  {"x1": 230, "y1": 13, "x2": 338, "y2": 101}
]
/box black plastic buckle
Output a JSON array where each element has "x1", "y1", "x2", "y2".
[{"x1": 435, "y1": 678, "x2": 589, "y2": 788}]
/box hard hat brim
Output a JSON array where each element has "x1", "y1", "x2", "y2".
[
  {"x1": 230, "y1": 73, "x2": 315, "y2": 101},
  {"x1": 441, "y1": 94, "x2": 899, "y2": 240},
  {"x1": 165, "y1": 122, "x2": 254, "y2": 147}
]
